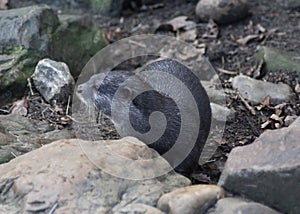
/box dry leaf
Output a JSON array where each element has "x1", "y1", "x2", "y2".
[
  {"x1": 166, "y1": 16, "x2": 196, "y2": 31},
  {"x1": 10, "y1": 98, "x2": 28, "y2": 116}
]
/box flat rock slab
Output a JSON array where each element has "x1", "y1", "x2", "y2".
[
  {"x1": 208, "y1": 198, "x2": 280, "y2": 214},
  {"x1": 232, "y1": 75, "x2": 292, "y2": 104},
  {"x1": 0, "y1": 137, "x2": 190, "y2": 213},
  {"x1": 218, "y1": 127, "x2": 300, "y2": 214}
]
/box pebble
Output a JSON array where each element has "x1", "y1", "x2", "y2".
[{"x1": 157, "y1": 184, "x2": 224, "y2": 214}]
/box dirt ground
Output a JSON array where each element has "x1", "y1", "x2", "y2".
[{"x1": 1, "y1": 0, "x2": 300, "y2": 184}]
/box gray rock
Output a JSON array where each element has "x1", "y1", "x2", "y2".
[
  {"x1": 91, "y1": 0, "x2": 124, "y2": 16},
  {"x1": 232, "y1": 75, "x2": 292, "y2": 105},
  {"x1": 0, "y1": 114, "x2": 75, "y2": 163},
  {"x1": 0, "y1": 137, "x2": 190, "y2": 213},
  {"x1": 210, "y1": 103, "x2": 232, "y2": 122},
  {"x1": 9, "y1": 0, "x2": 91, "y2": 10},
  {"x1": 32, "y1": 58, "x2": 75, "y2": 104},
  {"x1": 290, "y1": 116, "x2": 300, "y2": 128},
  {"x1": 195, "y1": 0, "x2": 249, "y2": 24},
  {"x1": 284, "y1": 0, "x2": 300, "y2": 10},
  {"x1": 218, "y1": 127, "x2": 300, "y2": 214},
  {"x1": 0, "y1": 5, "x2": 59, "y2": 55},
  {"x1": 115, "y1": 203, "x2": 165, "y2": 214},
  {"x1": 0, "y1": 5, "x2": 59, "y2": 106},
  {"x1": 201, "y1": 81, "x2": 227, "y2": 104},
  {"x1": 157, "y1": 185, "x2": 224, "y2": 214},
  {"x1": 208, "y1": 198, "x2": 280, "y2": 214}
]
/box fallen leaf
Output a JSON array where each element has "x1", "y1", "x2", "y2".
[
  {"x1": 166, "y1": 16, "x2": 196, "y2": 31},
  {"x1": 10, "y1": 98, "x2": 28, "y2": 116}
]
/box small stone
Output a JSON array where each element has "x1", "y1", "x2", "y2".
[
  {"x1": 32, "y1": 58, "x2": 75, "y2": 104},
  {"x1": 157, "y1": 184, "x2": 225, "y2": 214},
  {"x1": 232, "y1": 75, "x2": 292, "y2": 105},
  {"x1": 195, "y1": 0, "x2": 249, "y2": 24},
  {"x1": 208, "y1": 198, "x2": 280, "y2": 214},
  {"x1": 218, "y1": 127, "x2": 300, "y2": 214},
  {"x1": 210, "y1": 103, "x2": 232, "y2": 122}
]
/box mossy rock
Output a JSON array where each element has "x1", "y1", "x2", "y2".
[
  {"x1": 90, "y1": 0, "x2": 124, "y2": 16},
  {"x1": 256, "y1": 46, "x2": 300, "y2": 78},
  {"x1": 51, "y1": 15, "x2": 108, "y2": 77}
]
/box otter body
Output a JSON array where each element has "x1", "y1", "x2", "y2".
[{"x1": 76, "y1": 59, "x2": 211, "y2": 175}]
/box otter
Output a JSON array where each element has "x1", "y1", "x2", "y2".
[{"x1": 76, "y1": 59, "x2": 211, "y2": 176}]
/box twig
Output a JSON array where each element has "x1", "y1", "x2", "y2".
[
  {"x1": 238, "y1": 93, "x2": 256, "y2": 115},
  {"x1": 49, "y1": 202, "x2": 58, "y2": 214},
  {"x1": 217, "y1": 68, "x2": 238, "y2": 75},
  {"x1": 10, "y1": 152, "x2": 17, "y2": 158},
  {"x1": 0, "y1": 108, "x2": 10, "y2": 113},
  {"x1": 27, "y1": 78, "x2": 34, "y2": 96},
  {"x1": 66, "y1": 96, "x2": 71, "y2": 116}
]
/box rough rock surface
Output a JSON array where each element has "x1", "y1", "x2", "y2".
[
  {"x1": 0, "y1": 114, "x2": 74, "y2": 164},
  {"x1": 218, "y1": 127, "x2": 300, "y2": 214},
  {"x1": 290, "y1": 116, "x2": 300, "y2": 127},
  {"x1": 32, "y1": 58, "x2": 75, "y2": 104},
  {"x1": 0, "y1": 5, "x2": 59, "y2": 54},
  {"x1": 0, "y1": 5, "x2": 59, "y2": 106},
  {"x1": 157, "y1": 185, "x2": 224, "y2": 214},
  {"x1": 195, "y1": 0, "x2": 249, "y2": 24},
  {"x1": 256, "y1": 46, "x2": 300, "y2": 77},
  {"x1": 208, "y1": 198, "x2": 280, "y2": 214},
  {"x1": 0, "y1": 6, "x2": 107, "y2": 107},
  {"x1": 0, "y1": 137, "x2": 190, "y2": 213},
  {"x1": 51, "y1": 14, "x2": 107, "y2": 76},
  {"x1": 232, "y1": 74, "x2": 292, "y2": 104}
]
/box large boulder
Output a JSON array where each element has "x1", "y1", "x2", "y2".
[
  {"x1": 0, "y1": 137, "x2": 190, "y2": 213},
  {"x1": 218, "y1": 127, "x2": 300, "y2": 214}
]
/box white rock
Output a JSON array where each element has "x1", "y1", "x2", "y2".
[{"x1": 32, "y1": 58, "x2": 75, "y2": 104}]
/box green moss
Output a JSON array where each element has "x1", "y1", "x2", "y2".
[
  {"x1": 51, "y1": 15, "x2": 108, "y2": 77},
  {"x1": 90, "y1": 0, "x2": 123, "y2": 16},
  {"x1": 256, "y1": 46, "x2": 300, "y2": 77}
]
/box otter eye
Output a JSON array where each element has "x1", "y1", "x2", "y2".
[{"x1": 121, "y1": 86, "x2": 132, "y2": 99}]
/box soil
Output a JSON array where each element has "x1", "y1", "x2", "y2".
[{"x1": 1, "y1": 0, "x2": 299, "y2": 184}]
